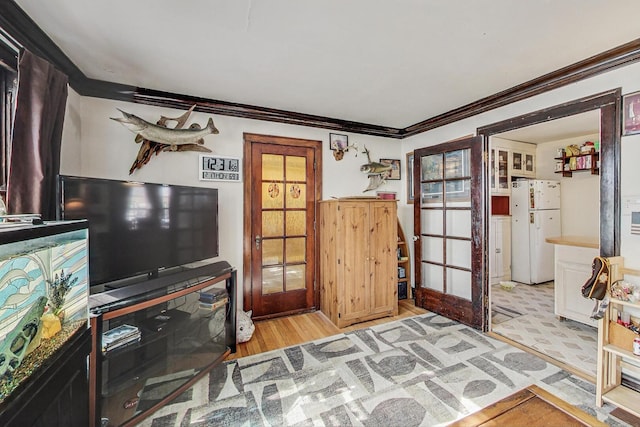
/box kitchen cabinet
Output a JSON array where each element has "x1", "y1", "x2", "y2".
[
  {"x1": 490, "y1": 147, "x2": 510, "y2": 194},
  {"x1": 595, "y1": 259, "x2": 639, "y2": 418},
  {"x1": 548, "y1": 239, "x2": 599, "y2": 325},
  {"x1": 319, "y1": 198, "x2": 398, "y2": 328},
  {"x1": 511, "y1": 150, "x2": 536, "y2": 177},
  {"x1": 490, "y1": 144, "x2": 536, "y2": 195},
  {"x1": 490, "y1": 216, "x2": 511, "y2": 284}
]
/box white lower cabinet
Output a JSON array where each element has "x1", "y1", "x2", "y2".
[
  {"x1": 490, "y1": 216, "x2": 511, "y2": 284},
  {"x1": 553, "y1": 244, "x2": 599, "y2": 325}
]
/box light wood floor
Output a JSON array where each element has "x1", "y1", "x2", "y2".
[{"x1": 227, "y1": 299, "x2": 426, "y2": 360}]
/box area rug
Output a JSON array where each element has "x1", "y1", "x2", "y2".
[{"x1": 139, "y1": 312, "x2": 628, "y2": 427}]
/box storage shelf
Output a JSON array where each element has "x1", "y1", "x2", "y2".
[
  {"x1": 397, "y1": 220, "x2": 411, "y2": 300},
  {"x1": 554, "y1": 150, "x2": 599, "y2": 177},
  {"x1": 602, "y1": 386, "x2": 640, "y2": 418},
  {"x1": 603, "y1": 344, "x2": 640, "y2": 362},
  {"x1": 596, "y1": 257, "x2": 640, "y2": 415}
]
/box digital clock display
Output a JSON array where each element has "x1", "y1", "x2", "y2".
[{"x1": 199, "y1": 155, "x2": 242, "y2": 182}]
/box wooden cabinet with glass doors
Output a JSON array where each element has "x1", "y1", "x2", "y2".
[
  {"x1": 490, "y1": 147, "x2": 509, "y2": 194},
  {"x1": 319, "y1": 198, "x2": 398, "y2": 328}
]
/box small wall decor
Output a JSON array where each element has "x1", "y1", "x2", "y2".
[
  {"x1": 330, "y1": 133, "x2": 359, "y2": 161},
  {"x1": 329, "y1": 133, "x2": 348, "y2": 150},
  {"x1": 111, "y1": 105, "x2": 219, "y2": 174},
  {"x1": 200, "y1": 154, "x2": 242, "y2": 182},
  {"x1": 406, "y1": 151, "x2": 414, "y2": 203},
  {"x1": 360, "y1": 146, "x2": 392, "y2": 192},
  {"x1": 379, "y1": 158, "x2": 401, "y2": 180},
  {"x1": 623, "y1": 91, "x2": 640, "y2": 136}
]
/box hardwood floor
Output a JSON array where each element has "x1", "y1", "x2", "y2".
[
  {"x1": 227, "y1": 299, "x2": 426, "y2": 360},
  {"x1": 449, "y1": 385, "x2": 607, "y2": 427}
]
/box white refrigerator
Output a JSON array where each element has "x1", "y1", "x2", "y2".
[{"x1": 511, "y1": 179, "x2": 561, "y2": 285}]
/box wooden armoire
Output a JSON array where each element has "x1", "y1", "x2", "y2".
[{"x1": 319, "y1": 198, "x2": 398, "y2": 328}]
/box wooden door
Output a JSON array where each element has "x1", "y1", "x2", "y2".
[
  {"x1": 338, "y1": 201, "x2": 372, "y2": 323},
  {"x1": 243, "y1": 133, "x2": 322, "y2": 319},
  {"x1": 413, "y1": 136, "x2": 485, "y2": 329},
  {"x1": 369, "y1": 201, "x2": 397, "y2": 315}
]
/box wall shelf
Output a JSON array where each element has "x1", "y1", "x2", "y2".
[{"x1": 554, "y1": 149, "x2": 599, "y2": 177}]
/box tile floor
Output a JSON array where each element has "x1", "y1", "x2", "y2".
[{"x1": 491, "y1": 281, "x2": 599, "y2": 377}]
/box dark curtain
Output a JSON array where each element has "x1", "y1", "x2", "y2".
[{"x1": 7, "y1": 49, "x2": 68, "y2": 220}]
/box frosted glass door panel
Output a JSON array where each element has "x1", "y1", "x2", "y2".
[
  {"x1": 422, "y1": 236, "x2": 443, "y2": 264},
  {"x1": 446, "y1": 210, "x2": 471, "y2": 238},
  {"x1": 422, "y1": 264, "x2": 444, "y2": 292},
  {"x1": 447, "y1": 268, "x2": 472, "y2": 300},
  {"x1": 447, "y1": 239, "x2": 471, "y2": 269},
  {"x1": 421, "y1": 210, "x2": 443, "y2": 235}
]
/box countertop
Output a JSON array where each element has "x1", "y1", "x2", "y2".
[{"x1": 545, "y1": 235, "x2": 599, "y2": 249}]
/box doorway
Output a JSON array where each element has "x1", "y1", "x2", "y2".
[
  {"x1": 243, "y1": 133, "x2": 322, "y2": 320},
  {"x1": 478, "y1": 89, "x2": 621, "y2": 377}
]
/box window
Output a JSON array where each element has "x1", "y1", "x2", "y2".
[{"x1": 0, "y1": 35, "x2": 18, "y2": 198}]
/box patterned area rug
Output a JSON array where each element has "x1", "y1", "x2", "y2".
[{"x1": 139, "y1": 312, "x2": 627, "y2": 427}]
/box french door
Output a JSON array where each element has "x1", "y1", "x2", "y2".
[
  {"x1": 413, "y1": 136, "x2": 485, "y2": 329},
  {"x1": 243, "y1": 133, "x2": 321, "y2": 319}
]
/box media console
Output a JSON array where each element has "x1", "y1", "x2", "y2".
[{"x1": 88, "y1": 260, "x2": 236, "y2": 427}]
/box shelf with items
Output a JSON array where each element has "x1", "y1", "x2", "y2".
[
  {"x1": 397, "y1": 219, "x2": 411, "y2": 300},
  {"x1": 596, "y1": 257, "x2": 640, "y2": 418},
  {"x1": 89, "y1": 261, "x2": 236, "y2": 427},
  {"x1": 554, "y1": 149, "x2": 599, "y2": 177}
]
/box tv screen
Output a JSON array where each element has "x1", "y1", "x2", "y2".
[{"x1": 59, "y1": 175, "x2": 219, "y2": 287}]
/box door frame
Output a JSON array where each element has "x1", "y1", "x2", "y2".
[
  {"x1": 477, "y1": 88, "x2": 621, "y2": 331},
  {"x1": 242, "y1": 133, "x2": 323, "y2": 316}
]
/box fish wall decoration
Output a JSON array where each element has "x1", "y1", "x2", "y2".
[
  {"x1": 110, "y1": 105, "x2": 219, "y2": 174},
  {"x1": 360, "y1": 146, "x2": 392, "y2": 192}
]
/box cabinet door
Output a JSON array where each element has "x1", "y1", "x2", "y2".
[
  {"x1": 500, "y1": 218, "x2": 511, "y2": 278},
  {"x1": 524, "y1": 153, "x2": 535, "y2": 176},
  {"x1": 511, "y1": 151, "x2": 524, "y2": 176},
  {"x1": 339, "y1": 202, "x2": 371, "y2": 322},
  {"x1": 496, "y1": 149, "x2": 509, "y2": 193},
  {"x1": 369, "y1": 202, "x2": 397, "y2": 314}
]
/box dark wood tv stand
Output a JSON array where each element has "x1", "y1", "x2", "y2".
[{"x1": 88, "y1": 261, "x2": 236, "y2": 427}]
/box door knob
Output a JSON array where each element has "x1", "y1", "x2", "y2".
[
  {"x1": 412, "y1": 235, "x2": 419, "y2": 242},
  {"x1": 255, "y1": 235, "x2": 261, "y2": 250}
]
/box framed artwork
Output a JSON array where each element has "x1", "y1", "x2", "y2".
[
  {"x1": 329, "y1": 133, "x2": 348, "y2": 150},
  {"x1": 406, "y1": 152, "x2": 414, "y2": 203},
  {"x1": 379, "y1": 158, "x2": 401, "y2": 180},
  {"x1": 622, "y1": 91, "x2": 640, "y2": 136}
]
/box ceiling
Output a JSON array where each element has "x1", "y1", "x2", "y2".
[
  {"x1": 11, "y1": 1, "x2": 640, "y2": 130},
  {"x1": 498, "y1": 110, "x2": 601, "y2": 144}
]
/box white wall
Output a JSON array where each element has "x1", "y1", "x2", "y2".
[
  {"x1": 402, "y1": 60, "x2": 640, "y2": 283},
  {"x1": 60, "y1": 95, "x2": 403, "y2": 307},
  {"x1": 536, "y1": 133, "x2": 600, "y2": 239}
]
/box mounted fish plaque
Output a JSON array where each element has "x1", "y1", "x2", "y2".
[{"x1": 110, "y1": 105, "x2": 220, "y2": 174}]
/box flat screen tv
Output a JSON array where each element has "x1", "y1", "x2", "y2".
[{"x1": 58, "y1": 175, "x2": 219, "y2": 289}]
